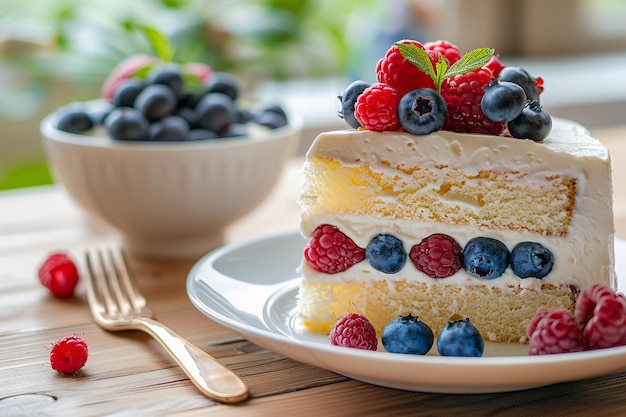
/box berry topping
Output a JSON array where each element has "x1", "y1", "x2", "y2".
[
  {"x1": 508, "y1": 100, "x2": 552, "y2": 142},
  {"x1": 575, "y1": 284, "x2": 626, "y2": 350},
  {"x1": 134, "y1": 84, "x2": 178, "y2": 121},
  {"x1": 329, "y1": 313, "x2": 378, "y2": 351},
  {"x1": 365, "y1": 234, "x2": 407, "y2": 274},
  {"x1": 381, "y1": 314, "x2": 434, "y2": 355},
  {"x1": 38, "y1": 253, "x2": 80, "y2": 298},
  {"x1": 205, "y1": 71, "x2": 241, "y2": 101},
  {"x1": 484, "y1": 55, "x2": 506, "y2": 78},
  {"x1": 338, "y1": 80, "x2": 370, "y2": 129},
  {"x1": 50, "y1": 335, "x2": 89, "y2": 374},
  {"x1": 354, "y1": 83, "x2": 402, "y2": 132},
  {"x1": 424, "y1": 40, "x2": 462, "y2": 65},
  {"x1": 462, "y1": 237, "x2": 510, "y2": 279},
  {"x1": 437, "y1": 317, "x2": 484, "y2": 357},
  {"x1": 376, "y1": 40, "x2": 436, "y2": 96},
  {"x1": 409, "y1": 233, "x2": 463, "y2": 278},
  {"x1": 304, "y1": 224, "x2": 365, "y2": 274},
  {"x1": 441, "y1": 67, "x2": 507, "y2": 135},
  {"x1": 528, "y1": 309, "x2": 584, "y2": 355},
  {"x1": 480, "y1": 80, "x2": 527, "y2": 122},
  {"x1": 397, "y1": 88, "x2": 448, "y2": 135},
  {"x1": 510, "y1": 241, "x2": 554, "y2": 278},
  {"x1": 195, "y1": 92, "x2": 239, "y2": 134},
  {"x1": 498, "y1": 66, "x2": 544, "y2": 101}
]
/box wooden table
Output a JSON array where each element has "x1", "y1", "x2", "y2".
[{"x1": 1, "y1": 125, "x2": 626, "y2": 416}]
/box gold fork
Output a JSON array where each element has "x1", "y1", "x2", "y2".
[{"x1": 84, "y1": 248, "x2": 248, "y2": 404}]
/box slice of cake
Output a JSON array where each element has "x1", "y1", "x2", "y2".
[{"x1": 296, "y1": 40, "x2": 615, "y2": 344}]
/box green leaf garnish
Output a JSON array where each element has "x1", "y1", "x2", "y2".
[
  {"x1": 395, "y1": 42, "x2": 494, "y2": 92},
  {"x1": 135, "y1": 24, "x2": 173, "y2": 62}
]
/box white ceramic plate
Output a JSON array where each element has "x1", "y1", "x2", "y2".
[{"x1": 186, "y1": 231, "x2": 626, "y2": 394}]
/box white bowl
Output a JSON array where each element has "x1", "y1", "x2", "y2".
[{"x1": 41, "y1": 101, "x2": 301, "y2": 260}]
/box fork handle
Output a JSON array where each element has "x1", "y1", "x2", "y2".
[{"x1": 137, "y1": 317, "x2": 248, "y2": 403}]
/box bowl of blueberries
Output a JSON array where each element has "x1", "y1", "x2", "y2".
[{"x1": 41, "y1": 56, "x2": 301, "y2": 260}]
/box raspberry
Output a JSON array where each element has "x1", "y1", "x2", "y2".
[
  {"x1": 528, "y1": 309, "x2": 584, "y2": 355},
  {"x1": 484, "y1": 55, "x2": 506, "y2": 78},
  {"x1": 575, "y1": 284, "x2": 626, "y2": 350},
  {"x1": 50, "y1": 335, "x2": 89, "y2": 374},
  {"x1": 424, "y1": 40, "x2": 462, "y2": 65},
  {"x1": 304, "y1": 224, "x2": 365, "y2": 274},
  {"x1": 182, "y1": 62, "x2": 212, "y2": 83},
  {"x1": 354, "y1": 83, "x2": 401, "y2": 132},
  {"x1": 409, "y1": 233, "x2": 463, "y2": 278},
  {"x1": 376, "y1": 39, "x2": 436, "y2": 96},
  {"x1": 441, "y1": 67, "x2": 506, "y2": 135},
  {"x1": 101, "y1": 54, "x2": 160, "y2": 101},
  {"x1": 38, "y1": 253, "x2": 80, "y2": 298},
  {"x1": 329, "y1": 313, "x2": 378, "y2": 351}
]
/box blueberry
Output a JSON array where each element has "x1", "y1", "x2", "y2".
[
  {"x1": 196, "y1": 92, "x2": 238, "y2": 134},
  {"x1": 146, "y1": 64, "x2": 184, "y2": 97},
  {"x1": 187, "y1": 129, "x2": 219, "y2": 141},
  {"x1": 134, "y1": 84, "x2": 177, "y2": 121},
  {"x1": 339, "y1": 80, "x2": 370, "y2": 129},
  {"x1": 381, "y1": 314, "x2": 433, "y2": 355},
  {"x1": 104, "y1": 107, "x2": 149, "y2": 141},
  {"x1": 498, "y1": 67, "x2": 544, "y2": 100},
  {"x1": 56, "y1": 109, "x2": 94, "y2": 133},
  {"x1": 253, "y1": 110, "x2": 288, "y2": 129},
  {"x1": 205, "y1": 71, "x2": 240, "y2": 101},
  {"x1": 221, "y1": 123, "x2": 248, "y2": 138},
  {"x1": 508, "y1": 100, "x2": 552, "y2": 142},
  {"x1": 112, "y1": 78, "x2": 145, "y2": 108},
  {"x1": 481, "y1": 80, "x2": 527, "y2": 122},
  {"x1": 147, "y1": 115, "x2": 189, "y2": 141},
  {"x1": 397, "y1": 88, "x2": 447, "y2": 135},
  {"x1": 437, "y1": 318, "x2": 484, "y2": 357},
  {"x1": 462, "y1": 237, "x2": 509, "y2": 279},
  {"x1": 510, "y1": 242, "x2": 554, "y2": 278},
  {"x1": 366, "y1": 234, "x2": 406, "y2": 274}
]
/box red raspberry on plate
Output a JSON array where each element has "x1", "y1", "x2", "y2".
[
  {"x1": 329, "y1": 313, "x2": 378, "y2": 351},
  {"x1": 528, "y1": 309, "x2": 584, "y2": 355},
  {"x1": 424, "y1": 40, "x2": 462, "y2": 65},
  {"x1": 304, "y1": 224, "x2": 365, "y2": 274},
  {"x1": 38, "y1": 253, "x2": 80, "y2": 298},
  {"x1": 376, "y1": 39, "x2": 436, "y2": 96},
  {"x1": 101, "y1": 54, "x2": 160, "y2": 101},
  {"x1": 441, "y1": 67, "x2": 506, "y2": 135},
  {"x1": 354, "y1": 83, "x2": 402, "y2": 132},
  {"x1": 575, "y1": 284, "x2": 626, "y2": 350},
  {"x1": 50, "y1": 335, "x2": 89, "y2": 374},
  {"x1": 409, "y1": 233, "x2": 463, "y2": 278}
]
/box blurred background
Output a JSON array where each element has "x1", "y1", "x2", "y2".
[{"x1": 1, "y1": 0, "x2": 626, "y2": 190}]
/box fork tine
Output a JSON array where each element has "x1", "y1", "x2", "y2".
[
  {"x1": 109, "y1": 249, "x2": 147, "y2": 312},
  {"x1": 85, "y1": 250, "x2": 106, "y2": 317},
  {"x1": 101, "y1": 248, "x2": 133, "y2": 315}
]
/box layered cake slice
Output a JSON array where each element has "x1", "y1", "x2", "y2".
[{"x1": 296, "y1": 40, "x2": 615, "y2": 343}]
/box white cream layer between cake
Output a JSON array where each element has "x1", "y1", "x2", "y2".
[{"x1": 298, "y1": 117, "x2": 615, "y2": 291}]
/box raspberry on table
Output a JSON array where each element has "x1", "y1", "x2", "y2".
[
  {"x1": 409, "y1": 233, "x2": 463, "y2": 278},
  {"x1": 441, "y1": 67, "x2": 506, "y2": 135},
  {"x1": 38, "y1": 253, "x2": 80, "y2": 298},
  {"x1": 528, "y1": 309, "x2": 584, "y2": 355},
  {"x1": 50, "y1": 335, "x2": 89, "y2": 374},
  {"x1": 354, "y1": 83, "x2": 402, "y2": 132},
  {"x1": 304, "y1": 224, "x2": 365, "y2": 274},
  {"x1": 376, "y1": 40, "x2": 436, "y2": 96},
  {"x1": 329, "y1": 313, "x2": 378, "y2": 351}
]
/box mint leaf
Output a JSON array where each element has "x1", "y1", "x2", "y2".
[
  {"x1": 444, "y1": 47, "x2": 494, "y2": 78},
  {"x1": 395, "y1": 43, "x2": 495, "y2": 93},
  {"x1": 395, "y1": 42, "x2": 436, "y2": 81},
  {"x1": 135, "y1": 24, "x2": 173, "y2": 62}
]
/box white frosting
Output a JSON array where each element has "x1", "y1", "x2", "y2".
[{"x1": 299, "y1": 118, "x2": 615, "y2": 290}]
